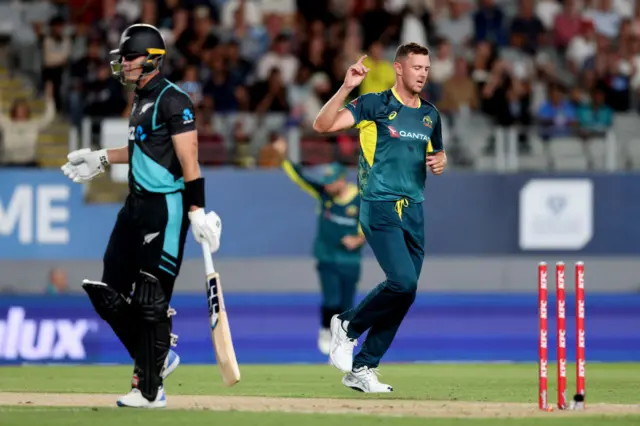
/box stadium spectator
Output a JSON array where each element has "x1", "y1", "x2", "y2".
[
  {"x1": 360, "y1": 40, "x2": 395, "y2": 95},
  {"x1": 360, "y1": 0, "x2": 395, "y2": 49},
  {"x1": 601, "y1": 50, "x2": 633, "y2": 112},
  {"x1": 177, "y1": 64, "x2": 204, "y2": 108},
  {"x1": 69, "y1": 36, "x2": 105, "y2": 128},
  {"x1": 41, "y1": 16, "x2": 71, "y2": 111},
  {"x1": 45, "y1": 267, "x2": 69, "y2": 294},
  {"x1": 553, "y1": 0, "x2": 582, "y2": 52},
  {"x1": 301, "y1": 72, "x2": 332, "y2": 131},
  {"x1": 251, "y1": 67, "x2": 290, "y2": 115},
  {"x1": 536, "y1": 84, "x2": 578, "y2": 141},
  {"x1": 567, "y1": 20, "x2": 598, "y2": 73},
  {"x1": 577, "y1": 86, "x2": 614, "y2": 139},
  {"x1": 203, "y1": 53, "x2": 244, "y2": 113},
  {"x1": 536, "y1": 0, "x2": 562, "y2": 31},
  {"x1": 398, "y1": 4, "x2": 428, "y2": 49},
  {"x1": 428, "y1": 38, "x2": 455, "y2": 102},
  {"x1": 0, "y1": 82, "x2": 55, "y2": 167},
  {"x1": 439, "y1": 56, "x2": 480, "y2": 117},
  {"x1": 223, "y1": 2, "x2": 270, "y2": 62},
  {"x1": 473, "y1": 0, "x2": 508, "y2": 46},
  {"x1": 257, "y1": 132, "x2": 286, "y2": 168},
  {"x1": 584, "y1": 0, "x2": 621, "y2": 39},
  {"x1": 436, "y1": 0, "x2": 474, "y2": 53},
  {"x1": 83, "y1": 64, "x2": 128, "y2": 119},
  {"x1": 257, "y1": 33, "x2": 299, "y2": 85},
  {"x1": 509, "y1": 0, "x2": 546, "y2": 56}
]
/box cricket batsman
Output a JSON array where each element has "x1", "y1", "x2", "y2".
[
  {"x1": 313, "y1": 42, "x2": 446, "y2": 392},
  {"x1": 272, "y1": 139, "x2": 365, "y2": 355},
  {"x1": 61, "y1": 24, "x2": 222, "y2": 408}
]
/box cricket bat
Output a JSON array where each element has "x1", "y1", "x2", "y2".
[{"x1": 201, "y1": 241, "x2": 240, "y2": 386}]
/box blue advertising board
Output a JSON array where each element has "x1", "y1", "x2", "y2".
[
  {"x1": 2, "y1": 169, "x2": 640, "y2": 258},
  {"x1": 0, "y1": 293, "x2": 638, "y2": 365}
]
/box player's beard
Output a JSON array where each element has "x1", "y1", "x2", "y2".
[{"x1": 401, "y1": 77, "x2": 423, "y2": 96}]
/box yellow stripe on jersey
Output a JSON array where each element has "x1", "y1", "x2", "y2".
[
  {"x1": 282, "y1": 160, "x2": 321, "y2": 200},
  {"x1": 427, "y1": 138, "x2": 433, "y2": 153},
  {"x1": 391, "y1": 87, "x2": 421, "y2": 108},
  {"x1": 357, "y1": 120, "x2": 377, "y2": 167}
]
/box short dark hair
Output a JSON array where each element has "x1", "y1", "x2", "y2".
[{"x1": 394, "y1": 42, "x2": 429, "y2": 61}]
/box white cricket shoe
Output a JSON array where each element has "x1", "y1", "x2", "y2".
[
  {"x1": 342, "y1": 366, "x2": 393, "y2": 393},
  {"x1": 117, "y1": 386, "x2": 167, "y2": 408},
  {"x1": 160, "y1": 349, "x2": 180, "y2": 379},
  {"x1": 329, "y1": 315, "x2": 357, "y2": 372},
  {"x1": 318, "y1": 328, "x2": 331, "y2": 355}
]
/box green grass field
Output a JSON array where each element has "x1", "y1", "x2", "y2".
[{"x1": 0, "y1": 363, "x2": 639, "y2": 425}]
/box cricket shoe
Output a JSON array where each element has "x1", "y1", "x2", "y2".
[
  {"x1": 318, "y1": 328, "x2": 331, "y2": 355},
  {"x1": 342, "y1": 366, "x2": 393, "y2": 393},
  {"x1": 160, "y1": 349, "x2": 180, "y2": 379},
  {"x1": 329, "y1": 315, "x2": 357, "y2": 372},
  {"x1": 117, "y1": 386, "x2": 167, "y2": 408}
]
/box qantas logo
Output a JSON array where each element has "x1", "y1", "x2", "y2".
[{"x1": 387, "y1": 126, "x2": 429, "y2": 141}]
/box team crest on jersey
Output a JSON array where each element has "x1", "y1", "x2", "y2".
[
  {"x1": 423, "y1": 115, "x2": 433, "y2": 128},
  {"x1": 346, "y1": 205, "x2": 358, "y2": 217},
  {"x1": 388, "y1": 125, "x2": 400, "y2": 138},
  {"x1": 388, "y1": 111, "x2": 397, "y2": 120},
  {"x1": 324, "y1": 200, "x2": 332, "y2": 209}
]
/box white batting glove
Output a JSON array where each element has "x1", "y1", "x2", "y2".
[
  {"x1": 61, "y1": 148, "x2": 109, "y2": 183},
  {"x1": 188, "y1": 209, "x2": 222, "y2": 253}
]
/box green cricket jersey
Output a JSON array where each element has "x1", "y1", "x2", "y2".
[
  {"x1": 282, "y1": 160, "x2": 363, "y2": 264},
  {"x1": 345, "y1": 87, "x2": 444, "y2": 204}
]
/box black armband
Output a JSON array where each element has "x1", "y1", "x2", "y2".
[{"x1": 184, "y1": 177, "x2": 205, "y2": 208}]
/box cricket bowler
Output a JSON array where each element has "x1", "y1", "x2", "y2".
[
  {"x1": 273, "y1": 139, "x2": 365, "y2": 355},
  {"x1": 313, "y1": 43, "x2": 446, "y2": 392},
  {"x1": 61, "y1": 24, "x2": 222, "y2": 408}
]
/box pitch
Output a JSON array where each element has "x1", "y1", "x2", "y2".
[{"x1": 0, "y1": 363, "x2": 639, "y2": 425}]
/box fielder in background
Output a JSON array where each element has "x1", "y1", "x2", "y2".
[
  {"x1": 61, "y1": 24, "x2": 222, "y2": 408},
  {"x1": 273, "y1": 138, "x2": 365, "y2": 355},
  {"x1": 313, "y1": 43, "x2": 446, "y2": 392}
]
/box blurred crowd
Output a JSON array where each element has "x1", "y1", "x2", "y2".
[{"x1": 0, "y1": 0, "x2": 638, "y2": 167}]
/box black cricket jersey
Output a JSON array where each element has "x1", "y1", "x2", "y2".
[{"x1": 128, "y1": 74, "x2": 196, "y2": 195}]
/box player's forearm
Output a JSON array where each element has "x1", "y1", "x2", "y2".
[
  {"x1": 106, "y1": 146, "x2": 128, "y2": 164},
  {"x1": 181, "y1": 157, "x2": 202, "y2": 211},
  {"x1": 313, "y1": 85, "x2": 352, "y2": 133}
]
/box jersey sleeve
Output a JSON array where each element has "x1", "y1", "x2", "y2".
[
  {"x1": 161, "y1": 90, "x2": 197, "y2": 136},
  {"x1": 344, "y1": 93, "x2": 379, "y2": 128},
  {"x1": 428, "y1": 112, "x2": 444, "y2": 153},
  {"x1": 281, "y1": 159, "x2": 324, "y2": 200}
]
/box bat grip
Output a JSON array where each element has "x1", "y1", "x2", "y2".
[{"x1": 201, "y1": 241, "x2": 216, "y2": 275}]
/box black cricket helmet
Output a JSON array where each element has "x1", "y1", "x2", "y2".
[{"x1": 110, "y1": 24, "x2": 166, "y2": 84}]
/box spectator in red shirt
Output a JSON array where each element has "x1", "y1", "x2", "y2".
[{"x1": 554, "y1": 0, "x2": 582, "y2": 52}]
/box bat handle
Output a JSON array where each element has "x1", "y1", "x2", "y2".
[{"x1": 201, "y1": 241, "x2": 216, "y2": 275}]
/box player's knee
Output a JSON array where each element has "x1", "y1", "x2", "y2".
[
  {"x1": 82, "y1": 280, "x2": 130, "y2": 321},
  {"x1": 386, "y1": 272, "x2": 418, "y2": 294},
  {"x1": 133, "y1": 271, "x2": 169, "y2": 323}
]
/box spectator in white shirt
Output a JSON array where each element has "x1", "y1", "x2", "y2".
[
  {"x1": 257, "y1": 33, "x2": 299, "y2": 85},
  {"x1": 0, "y1": 82, "x2": 56, "y2": 167},
  {"x1": 583, "y1": 0, "x2": 621, "y2": 39},
  {"x1": 567, "y1": 20, "x2": 598, "y2": 71}
]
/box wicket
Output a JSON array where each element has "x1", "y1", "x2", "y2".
[{"x1": 538, "y1": 261, "x2": 586, "y2": 411}]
